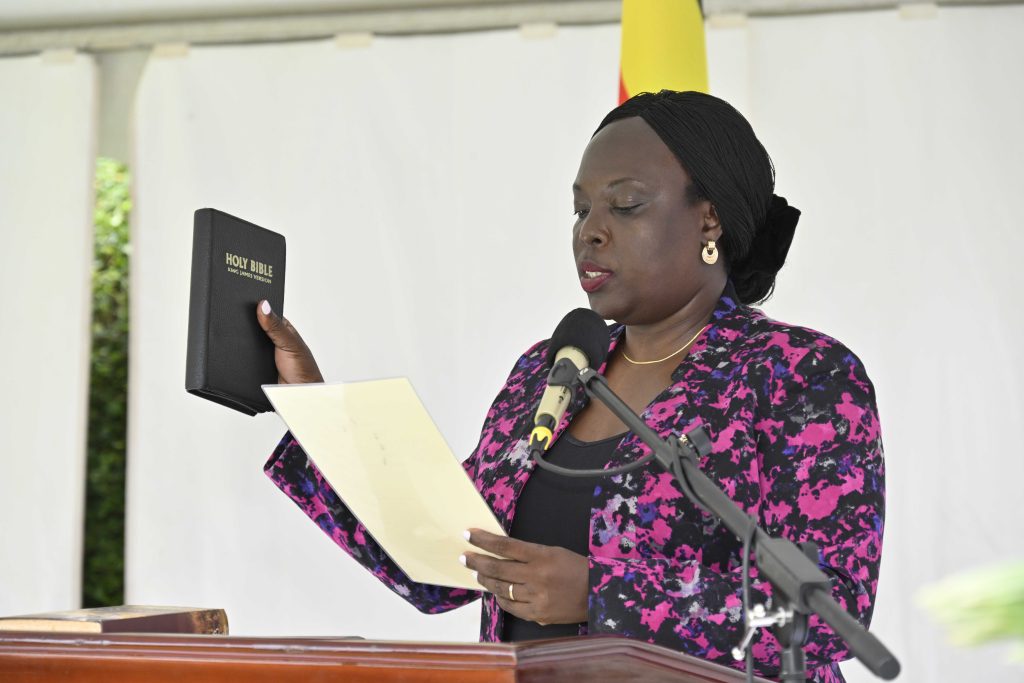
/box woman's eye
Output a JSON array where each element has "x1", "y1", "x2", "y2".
[
  {"x1": 573, "y1": 208, "x2": 590, "y2": 219},
  {"x1": 613, "y1": 204, "x2": 641, "y2": 214}
]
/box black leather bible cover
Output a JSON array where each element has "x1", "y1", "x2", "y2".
[{"x1": 185, "y1": 209, "x2": 285, "y2": 415}]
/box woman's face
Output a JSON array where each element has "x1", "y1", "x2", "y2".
[{"x1": 572, "y1": 116, "x2": 718, "y2": 325}]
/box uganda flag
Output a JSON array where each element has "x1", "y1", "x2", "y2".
[{"x1": 619, "y1": 0, "x2": 709, "y2": 103}]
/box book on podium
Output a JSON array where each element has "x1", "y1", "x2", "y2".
[{"x1": 0, "y1": 606, "x2": 227, "y2": 635}]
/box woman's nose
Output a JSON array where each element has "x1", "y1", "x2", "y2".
[{"x1": 577, "y1": 214, "x2": 609, "y2": 247}]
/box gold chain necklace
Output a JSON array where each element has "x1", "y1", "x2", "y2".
[{"x1": 620, "y1": 325, "x2": 710, "y2": 366}]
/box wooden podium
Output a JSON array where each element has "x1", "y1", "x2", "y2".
[{"x1": 0, "y1": 632, "x2": 769, "y2": 682}]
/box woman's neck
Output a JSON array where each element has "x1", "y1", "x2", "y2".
[{"x1": 621, "y1": 278, "x2": 725, "y2": 362}]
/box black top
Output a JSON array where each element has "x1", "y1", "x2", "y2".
[{"x1": 502, "y1": 431, "x2": 626, "y2": 642}]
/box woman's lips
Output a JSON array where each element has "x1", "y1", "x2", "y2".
[
  {"x1": 579, "y1": 263, "x2": 614, "y2": 293},
  {"x1": 581, "y1": 272, "x2": 612, "y2": 293}
]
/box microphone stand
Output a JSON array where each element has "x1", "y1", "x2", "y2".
[{"x1": 538, "y1": 358, "x2": 900, "y2": 681}]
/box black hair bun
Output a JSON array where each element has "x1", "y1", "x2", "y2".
[{"x1": 731, "y1": 194, "x2": 800, "y2": 304}]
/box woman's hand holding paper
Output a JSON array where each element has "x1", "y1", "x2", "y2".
[{"x1": 462, "y1": 528, "x2": 588, "y2": 626}]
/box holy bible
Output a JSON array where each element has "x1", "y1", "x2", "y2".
[
  {"x1": 186, "y1": 208, "x2": 285, "y2": 415},
  {"x1": 0, "y1": 606, "x2": 228, "y2": 634}
]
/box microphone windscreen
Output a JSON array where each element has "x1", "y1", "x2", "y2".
[{"x1": 547, "y1": 308, "x2": 611, "y2": 369}]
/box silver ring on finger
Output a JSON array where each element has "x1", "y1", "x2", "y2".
[{"x1": 508, "y1": 583, "x2": 516, "y2": 602}]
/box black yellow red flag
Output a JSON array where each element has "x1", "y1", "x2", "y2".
[{"x1": 619, "y1": 1, "x2": 709, "y2": 103}]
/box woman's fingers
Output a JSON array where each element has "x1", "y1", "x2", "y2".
[
  {"x1": 465, "y1": 528, "x2": 536, "y2": 562},
  {"x1": 472, "y1": 572, "x2": 531, "y2": 604},
  {"x1": 256, "y1": 300, "x2": 302, "y2": 351},
  {"x1": 466, "y1": 558, "x2": 538, "y2": 618},
  {"x1": 255, "y1": 300, "x2": 324, "y2": 384},
  {"x1": 462, "y1": 551, "x2": 528, "y2": 586}
]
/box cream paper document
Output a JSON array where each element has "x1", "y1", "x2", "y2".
[{"x1": 263, "y1": 378, "x2": 506, "y2": 590}]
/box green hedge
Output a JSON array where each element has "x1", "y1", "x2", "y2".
[{"x1": 82, "y1": 158, "x2": 131, "y2": 607}]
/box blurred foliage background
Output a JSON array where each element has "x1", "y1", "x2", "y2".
[
  {"x1": 920, "y1": 561, "x2": 1024, "y2": 664},
  {"x1": 82, "y1": 158, "x2": 131, "y2": 607}
]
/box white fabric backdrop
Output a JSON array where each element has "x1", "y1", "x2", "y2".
[
  {"x1": 0, "y1": 52, "x2": 97, "y2": 616},
  {"x1": 128, "y1": 7, "x2": 1024, "y2": 681},
  {"x1": 127, "y1": 25, "x2": 619, "y2": 642},
  {"x1": 711, "y1": 8, "x2": 1024, "y2": 682}
]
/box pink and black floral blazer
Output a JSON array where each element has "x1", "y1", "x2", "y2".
[{"x1": 265, "y1": 287, "x2": 885, "y2": 682}]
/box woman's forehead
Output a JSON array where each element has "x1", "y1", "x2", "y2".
[{"x1": 575, "y1": 117, "x2": 689, "y2": 189}]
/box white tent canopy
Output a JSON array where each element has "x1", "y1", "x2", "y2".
[{"x1": 0, "y1": 0, "x2": 1014, "y2": 54}]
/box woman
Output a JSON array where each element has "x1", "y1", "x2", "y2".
[{"x1": 256, "y1": 91, "x2": 885, "y2": 682}]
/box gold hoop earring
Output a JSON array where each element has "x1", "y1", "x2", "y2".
[{"x1": 702, "y1": 240, "x2": 719, "y2": 265}]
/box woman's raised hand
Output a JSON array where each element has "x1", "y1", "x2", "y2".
[{"x1": 255, "y1": 300, "x2": 324, "y2": 385}]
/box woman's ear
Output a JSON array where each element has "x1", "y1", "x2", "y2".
[{"x1": 702, "y1": 203, "x2": 723, "y2": 243}]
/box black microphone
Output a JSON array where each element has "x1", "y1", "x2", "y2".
[{"x1": 529, "y1": 308, "x2": 610, "y2": 451}]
